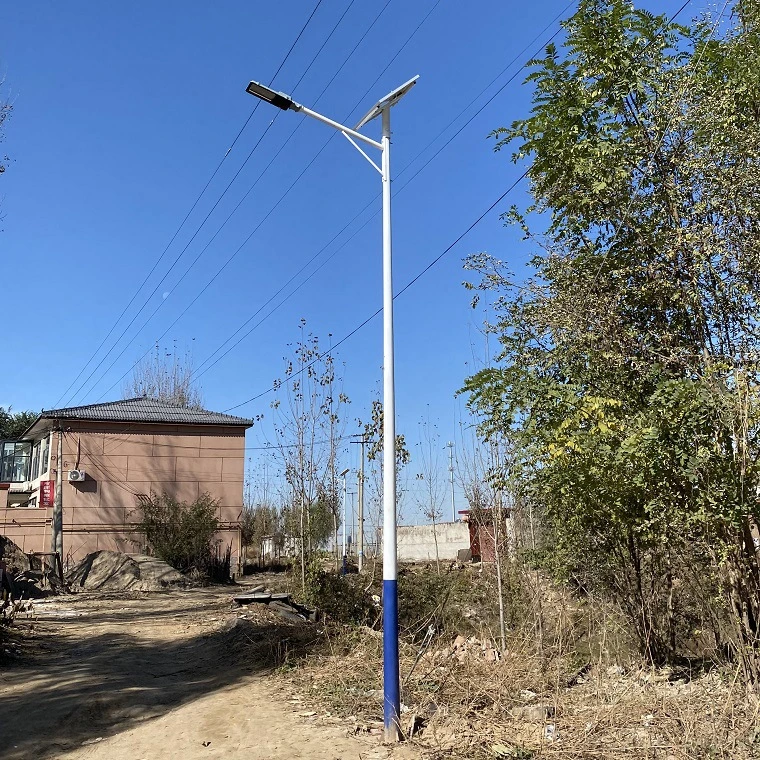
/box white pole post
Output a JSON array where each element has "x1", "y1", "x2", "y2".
[
  {"x1": 381, "y1": 104, "x2": 401, "y2": 743},
  {"x1": 358, "y1": 436, "x2": 365, "y2": 571},
  {"x1": 448, "y1": 441, "x2": 456, "y2": 522},
  {"x1": 342, "y1": 471, "x2": 348, "y2": 564}
]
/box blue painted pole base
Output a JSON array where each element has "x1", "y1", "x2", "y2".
[{"x1": 382, "y1": 578, "x2": 401, "y2": 741}]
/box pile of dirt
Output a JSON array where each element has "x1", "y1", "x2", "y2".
[
  {"x1": 0, "y1": 535, "x2": 31, "y2": 575},
  {"x1": 66, "y1": 551, "x2": 185, "y2": 592}
]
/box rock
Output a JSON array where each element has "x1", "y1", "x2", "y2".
[
  {"x1": 606, "y1": 665, "x2": 626, "y2": 677},
  {"x1": 510, "y1": 704, "x2": 555, "y2": 721}
]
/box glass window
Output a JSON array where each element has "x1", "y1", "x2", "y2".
[
  {"x1": 31, "y1": 441, "x2": 40, "y2": 481},
  {"x1": 40, "y1": 435, "x2": 50, "y2": 476},
  {"x1": 0, "y1": 441, "x2": 33, "y2": 483}
]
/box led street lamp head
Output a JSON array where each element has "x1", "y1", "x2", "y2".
[{"x1": 245, "y1": 80, "x2": 301, "y2": 111}]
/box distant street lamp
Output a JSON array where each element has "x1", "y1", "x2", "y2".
[
  {"x1": 246, "y1": 75, "x2": 418, "y2": 742},
  {"x1": 340, "y1": 467, "x2": 350, "y2": 569}
]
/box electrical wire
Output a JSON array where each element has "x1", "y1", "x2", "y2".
[
  {"x1": 105, "y1": 0, "x2": 565, "y2": 393},
  {"x1": 190, "y1": 8, "x2": 572, "y2": 380},
  {"x1": 69, "y1": 1, "x2": 362, "y2": 405},
  {"x1": 222, "y1": 171, "x2": 528, "y2": 413},
  {"x1": 218, "y1": 2, "x2": 704, "y2": 414},
  {"x1": 55, "y1": 0, "x2": 326, "y2": 408},
  {"x1": 89, "y1": 0, "x2": 432, "y2": 402}
]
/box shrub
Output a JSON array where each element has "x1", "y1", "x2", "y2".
[
  {"x1": 134, "y1": 491, "x2": 220, "y2": 575},
  {"x1": 303, "y1": 563, "x2": 377, "y2": 626}
]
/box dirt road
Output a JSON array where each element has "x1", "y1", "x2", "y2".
[{"x1": 0, "y1": 585, "x2": 410, "y2": 760}]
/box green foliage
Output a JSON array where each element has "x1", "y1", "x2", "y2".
[
  {"x1": 303, "y1": 563, "x2": 376, "y2": 625},
  {"x1": 280, "y1": 484, "x2": 336, "y2": 550},
  {"x1": 362, "y1": 399, "x2": 411, "y2": 466},
  {"x1": 240, "y1": 503, "x2": 281, "y2": 549},
  {"x1": 134, "y1": 491, "x2": 220, "y2": 574},
  {"x1": 464, "y1": 0, "x2": 760, "y2": 674},
  {"x1": 0, "y1": 407, "x2": 37, "y2": 439}
]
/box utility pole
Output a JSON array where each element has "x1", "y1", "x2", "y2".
[
  {"x1": 51, "y1": 425, "x2": 63, "y2": 562},
  {"x1": 447, "y1": 441, "x2": 456, "y2": 522}
]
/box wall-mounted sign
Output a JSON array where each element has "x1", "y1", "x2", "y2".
[{"x1": 40, "y1": 480, "x2": 55, "y2": 508}]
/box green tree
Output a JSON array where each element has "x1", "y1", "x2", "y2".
[
  {"x1": 0, "y1": 407, "x2": 37, "y2": 439},
  {"x1": 463, "y1": 0, "x2": 760, "y2": 680}
]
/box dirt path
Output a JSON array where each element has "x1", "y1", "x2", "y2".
[{"x1": 0, "y1": 585, "x2": 413, "y2": 760}]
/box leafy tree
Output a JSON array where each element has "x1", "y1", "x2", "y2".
[
  {"x1": 0, "y1": 407, "x2": 37, "y2": 439},
  {"x1": 463, "y1": 0, "x2": 760, "y2": 679}
]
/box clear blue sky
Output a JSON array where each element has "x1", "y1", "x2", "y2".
[{"x1": 0, "y1": 0, "x2": 694, "y2": 519}]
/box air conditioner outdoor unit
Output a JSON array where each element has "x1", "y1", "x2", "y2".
[{"x1": 68, "y1": 469, "x2": 86, "y2": 483}]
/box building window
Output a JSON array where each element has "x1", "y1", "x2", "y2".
[
  {"x1": 40, "y1": 434, "x2": 50, "y2": 476},
  {"x1": 0, "y1": 441, "x2": 32, "y2": 483},
  {"x1": 31, "y1": 441, "x2": 41, "y2": 480}
]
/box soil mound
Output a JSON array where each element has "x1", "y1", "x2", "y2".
[
  {"x1": 66, "y1": 551, "x2": 185, "y2": 592},
  {"x1": 0, "y1": 535, "x2": 31, "y2": 575}
]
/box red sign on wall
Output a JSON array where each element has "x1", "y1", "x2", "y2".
[{"x1": 40, "y1": 480, "x2": 55, "y2": 508}]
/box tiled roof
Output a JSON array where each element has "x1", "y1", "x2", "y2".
[{"x1": 37, "y1": 398, "x2": 253, "y2": 427}]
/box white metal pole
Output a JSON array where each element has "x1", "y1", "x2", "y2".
[
  {"x1": 448, "y1": 442, "x2": 456, "y2": 522},
  {"x1": 380, "y1": 104, "x2": 401, "y2": 743},
  {"x1": 342, "y1": 472, "x2": 347, "y2": 561},
  {"x1": 359, "y1": 437, "x2": 366, "y2": 570}
]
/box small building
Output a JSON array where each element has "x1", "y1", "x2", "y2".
[
  {"x1": 461, "y1": 507, "x2": 513, "y2": 562},
  {"x1": 0, "y1": 398, "x2": 253, "y2": 569}
]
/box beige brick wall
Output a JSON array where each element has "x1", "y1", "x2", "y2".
[{"x1": 1, "y1": 422, "x2": 247, "y2": 569}]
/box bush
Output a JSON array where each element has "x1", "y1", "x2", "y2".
[
  {"x1": 303, "y1": 563, "x2": 377, "y2": 626},
  {"x1": 134, "y1": 491, "x2": 220, "y2": 575}
]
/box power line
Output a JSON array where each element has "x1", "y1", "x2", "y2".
[
  {"x1": 189, "y1": 5, "x2": 571, "y2": 381},
  {"x1": 89, "y1": 0, "x2": 428, "y2": 402},
  {"x1": 67, "y1": 1, "x2": 362, "y2": 407},
  {"x1": 55, "y1": 0, "x2": 326, "y2": 408},
  {"x1": 71, "y1": 3, "x2": 361, "y2": 407},
  {"x1": 222, "y1": 171, "x2": 528, "y2": 413},
  {"x1": 218, "y1": 1, "x2": 702, "y2": 414},
  {"x1": 65, "y1": 2, "x2": 347, "y2": 407}
]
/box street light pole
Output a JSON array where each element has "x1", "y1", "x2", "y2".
[
  {"x1": 379, "y1": 104, "x2": 401, "y2": 741},
  {"x1": 245, "y1": 76, "x2": 418, "y2": 743},
  {"x1": 447, "y1": 441, "x2": 456, "y2": 522},
  {"x1": 340, "y1": 467, "x2": 350, "y2": 570}
]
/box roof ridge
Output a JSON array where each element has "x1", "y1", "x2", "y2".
[{"x1": 35, "y1": 397, "x2": 252, "y2": 427}]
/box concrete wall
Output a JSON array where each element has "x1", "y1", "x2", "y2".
[
  {"x1": 397, "y1": 521, "x2": 470, "y2": 563},
  {"x1": 0, "y1": 422, "x2": 246, "y2": 569}
]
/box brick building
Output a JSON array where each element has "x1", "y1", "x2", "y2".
[{"x1": 0, "y1": 398, "x2": 252, "y2": 568}]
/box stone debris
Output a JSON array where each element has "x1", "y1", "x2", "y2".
[
  {"x1": 442, "y1": 633, "x2": 501, "y2": 663},
  {"x1": 510, "y1": 703, "x2": 555, "y2": 721}
]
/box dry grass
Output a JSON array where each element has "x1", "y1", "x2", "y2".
[{"x1": 269, "y1": 565, "x2": 760, "y2": 759}]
